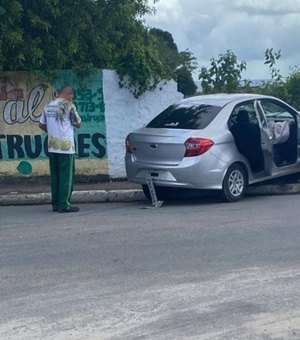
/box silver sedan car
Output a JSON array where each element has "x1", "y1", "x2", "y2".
[{"x1": 125, "y1": 93, "x2": 300, "y2": 202}]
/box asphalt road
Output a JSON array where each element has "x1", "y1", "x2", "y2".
[{"x1": 0, "y1": 195, "x2": 300, "y2": 339}]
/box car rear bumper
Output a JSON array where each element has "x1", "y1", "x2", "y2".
[{"x1": 125, "y1": 151, "x2": 228, "y2": 190}]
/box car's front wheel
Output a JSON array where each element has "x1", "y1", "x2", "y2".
[{"x1": 221, "y1": 164, "x2": 246, "y2": 202}]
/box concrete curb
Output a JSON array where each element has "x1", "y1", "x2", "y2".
[
  {"x1": 0, "y1": 183, "x2": 300, "y2": 206},
  {"x1": 0, "y1": 189, "x2": 146, "y2": 206},
  {"x1": 107, "y1": 189, "x2": 146, "y2": 202},
  {"x1": 247, "y1": 183, "x2": 300, "y2": 196},
  {"x1": 0, "y1": 192, "x2": 52, "y2": 206}
]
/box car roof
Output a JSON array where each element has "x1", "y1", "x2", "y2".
[{"x1": 177, "y1": 93, "x2": 273, "y2": 107}]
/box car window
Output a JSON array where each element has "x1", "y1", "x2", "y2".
[
  {"x1": 260, "y1": 100, "x2": 294, "y2": 122},
  {"x1": 228, "y1": 102, "x2": 258, "y2": 128},
  {"x1": 146, "y1": 104, "x2": 222, "y2": 129}
]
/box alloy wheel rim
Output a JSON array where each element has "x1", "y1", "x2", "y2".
[{"x1": 228, "y1": 169, "x2": 244, "y2": 197}]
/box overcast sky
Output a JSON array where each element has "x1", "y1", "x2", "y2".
[{"x1": 144, "y1": 0, "x2": 300, "y2": 80}]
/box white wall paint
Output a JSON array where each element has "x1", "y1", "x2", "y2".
[{"x1": 103, "y1": 70, "x2": 183, "y2": 178}]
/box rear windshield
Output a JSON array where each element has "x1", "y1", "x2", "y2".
[{"x1": 146, "y1": 104, "x2": 222, "y2": 129}]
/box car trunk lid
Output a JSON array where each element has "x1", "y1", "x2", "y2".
[{"x1": 129, "y1": 128, "x2": 196, "y2": 165}]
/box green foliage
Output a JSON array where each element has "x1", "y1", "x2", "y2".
[
  {"x1": 116, "y1": 27, "x2": 170, "y2": 97},
  {"x1": 199, "y1": 50, "x2": 246, "y2": 94},
  {"x1": 149, "y1": 28, "x2": 198, "y2": 97},
  {"x1": 264, "y1": 48, "x2": 282, "y2": 82},
  {"x1": 178, "y1": 49, "x2": 198, "y2": 74},
  {"x1": 284, "y1": 70, "x2": 300, "y2": 109},
  {"x1": 263, "y1": 69, "x2": 300, "y2": 110},
  {"x1": 255, "y1": 49, "x2": 290, "y2": 106},
  {"x1": 149, "y1": 28, "x2": 178, "y2": 76},
  {"x1": 97, "y1": 0, "x2": 168, "y2": 97},
  {"x1": 248, "y1": 49, "x2": 300, "y2": 110},
  {"x1": 176, "y1": 67, "x2": 197, "y2": 97},
  {"x1": 150, "y1": 28, "x2": 178, "y2": 52},
  {"x1": 195, "y1": 47, "x2": 300, "y2": 111},
  {"x1": 0, "y1": 0, "x2": 172, "y2": 97}
]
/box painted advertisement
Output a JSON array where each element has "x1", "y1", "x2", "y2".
[{"x1": 0, "y1": 70, "x2": 107, "y2": 177}]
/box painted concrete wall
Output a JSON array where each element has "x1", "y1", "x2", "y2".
[
  {"x1": 0, "y1": 70, "x2": 108, "y2": 178},
  {"x1": 103, "y1": 70, "x2": 183, "y2": 178},
  {"x1": 0, "y1": 70, "x2": 183, "y2": 180}
]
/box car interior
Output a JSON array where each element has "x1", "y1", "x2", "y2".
[
  {"x1": 261, "y1": 101, "x2": 298, "y2": 167},
  {"x1": 229, "y1": 109, "x2": 265, "y2": 173},
  {"x1": 228, "y1": 106, "x2": 298, "y2": 173},
  {"x1": 271, "y1": 119, "x2": 297, "y2": 167}
]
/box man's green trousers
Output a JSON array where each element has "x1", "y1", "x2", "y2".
[{"x1": 48, "y1": 153, "x2": 75, "y2": 210}]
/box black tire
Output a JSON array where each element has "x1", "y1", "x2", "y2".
[
  {"x1": 156, "y1": 186, "x2": 173, "y2": 200},
  {"x1": 142, "y1": 185, "x2": 151, "y2": 200},
  {"x1": 142, "y1": 184, "x2": 173, "y2": 201},
  {"x1": 221, "y1": 164, "x2": 246, "y2": 202}
]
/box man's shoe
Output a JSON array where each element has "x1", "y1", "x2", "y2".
[
  {"x1": 52, "y1": 206, "x2": 59, "y2": 212},
  {"x1": 58, "y1": 206, "x2": 80, "y2": 213}
]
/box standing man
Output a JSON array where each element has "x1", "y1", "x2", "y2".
[{"x1": 39, "y1": 85, "x2": 82, "y2": 213}]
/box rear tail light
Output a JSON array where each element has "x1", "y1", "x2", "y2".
[
  {"x1": 184, "y1": 137, "x2": 214, "y2": 157},
  {"x1": 125, "y1": 135, "x2": 132, "y2": 153}
]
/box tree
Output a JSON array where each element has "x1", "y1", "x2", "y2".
[
  {"x1": 198, "y1": 50, "x2": 246, "y2": 93},
  {"x1": 176, "y1": 67, "x2": 197, "y2": 97},
  {"x1": 149, "y1": 28, "x2": 178, "y2": 52},
  {"x1": 264, "y1": 48, "x2": 282, "y2": 83},
  {"x1": 149, "y1": 28, "x2": 198, "y2": 96},
  {"x1": 284, "y1": 70, "x2": 300, "y2": 109},
  {"x1": 256, "y1": 48, "x2": 288, "y2": 103},
  {"x1": 0, "y1": 0, "x2": 171, "y2": 97}
]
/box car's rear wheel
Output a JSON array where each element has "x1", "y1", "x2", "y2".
[
  {"x1": 142, "y1": 184, "x2": 173, "y2": 201},
  {"x1": 221, "y1": 164, "x2": 246, "y2": 202},
  {"x1": 142, "y1": 184, "x2": 151, "y2": 200}
]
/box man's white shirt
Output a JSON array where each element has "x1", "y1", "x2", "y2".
[{"x1": 39, "y1": 98, "x2": 77, "y2": 154}]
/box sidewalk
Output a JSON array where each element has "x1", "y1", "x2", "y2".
[
  {"x1": 0, "y1": 179, "x2": 140, "y2": 195},
  {"x1": 0, "y1": 180, "x2": 145, "y2": 206},
  {"x1": 1, "y1": 175, "x2": 300, "y2": 206}
]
